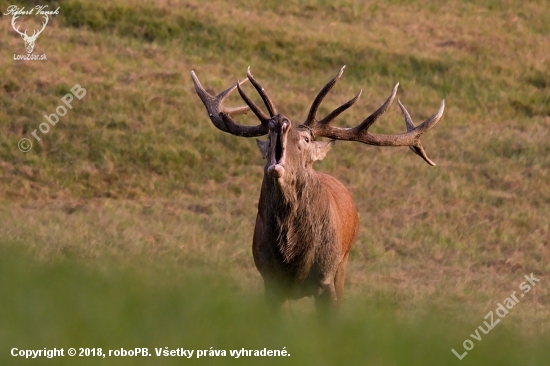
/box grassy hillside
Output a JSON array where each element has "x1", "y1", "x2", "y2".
[{"x1": 0, "y1": 0, "x2": 549, "y2": 365}]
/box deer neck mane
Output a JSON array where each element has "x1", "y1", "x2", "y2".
[{"x1": 262, "y1": 169, "x2": 334, "y2": 265}]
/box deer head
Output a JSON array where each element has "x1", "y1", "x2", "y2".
[{"x1": 11, "y1": 14, "x2": 49, "y2": 54}]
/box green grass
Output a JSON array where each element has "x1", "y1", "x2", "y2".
[{"x1": 0, "y1": 0, "x2": 549, "y2": 364}]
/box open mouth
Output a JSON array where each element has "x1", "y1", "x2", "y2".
[
  {"x1": 268, "y1": 132, "x2": 285, "y2": 175},
  {"x1": 266, "y1": 118, "x2": 289, "y2": 179},
  {"x1": 267, "y1": 124, "x2": 288, "y2": 178},
  {"x1": 274, "y1": 133, "x2": 283, "y2": 164}
]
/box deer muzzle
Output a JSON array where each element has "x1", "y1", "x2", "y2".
[{"x1": 267, "y1": 118, "x2": 290, "y2": 178}]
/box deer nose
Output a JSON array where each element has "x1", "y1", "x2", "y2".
[{"x1": 269, "y1": 115, "x2": 291, "y2": 134}]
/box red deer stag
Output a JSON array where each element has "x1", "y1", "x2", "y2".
[{"x1": 191, "y1": 66, "x2": 444, "y2": 313}]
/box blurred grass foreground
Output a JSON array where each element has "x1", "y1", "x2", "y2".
[
  {"x1": 0, "y1": 0, "x2": 549, "y2": 365},
  {"x1": 1, "y1": 245, "x2": 548, "y2": 366}
]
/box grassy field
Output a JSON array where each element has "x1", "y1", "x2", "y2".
[{"x1": 0, "y1": 0, "x2": 549, "y2": 365}]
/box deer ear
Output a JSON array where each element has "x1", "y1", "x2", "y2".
[
  {"x1": 313, "y1": 140, "x2": 335, "y2": 161},
  {"x1": 256, "y1": 139, "x2": 269, "y2": 159}
]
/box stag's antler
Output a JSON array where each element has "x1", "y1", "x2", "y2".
[
  {"x1": 302, "y1": 66, "x2": 445, "y2": 166},
  {"x1": 191, "y1": 70, "x2": 272, "y2": 137},
  {"x1": 236, "y1": 67, "x2": 278, "y2": 122}
]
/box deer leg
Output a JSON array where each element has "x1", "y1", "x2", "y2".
[
  {"x1": 263, "y1": 279, "x2": 286, "y2": 313},
  {"x1": 314, "y1": 277, "x2": 337, "y2": 316},
  {"x1": 334, "y1": 253, "x2": 349, "y2": 304}
]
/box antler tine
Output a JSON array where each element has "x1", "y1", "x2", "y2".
[
  {"x1": 191, "y1": 70, "x2": 269, "y2": 138},
  {"x1": 246, "y1": 67, "x2": 277, "y2": 117},
  {"x1": 317, "y1": 89, "x2": 362, "y2": 126},
  {"x1": 397, "y1": 99, "x2": 445, "y2": 166},
  {"x1": 399, "y1": 99, "x2": 445, "y2": 135},
  {"x1": 191, "y1": 70, "x2": 247, "y2": 116},
  {"x1": 355, "y1": 82, "x2": 399, "y2": 131},
  {"x1": 237, "y1": 80, "x2": 270, "y2": 123},
  {"x1": 303, "y1": 65, "x2": 347, "y2": 126}
]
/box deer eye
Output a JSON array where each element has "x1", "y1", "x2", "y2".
[{"x1": 303, "y1": 136, "x2": 309, "y2": 143}]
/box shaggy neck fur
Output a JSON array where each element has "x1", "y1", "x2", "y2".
[{"x1": 262, "y1": 167, "x2": 335, "y2": 278}]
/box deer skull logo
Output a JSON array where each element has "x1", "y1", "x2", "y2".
[{"x1": 11, "y1": 14, "x2": 48, "y2": 54}]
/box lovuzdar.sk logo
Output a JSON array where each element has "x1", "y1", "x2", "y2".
[{"x1": 4, "y1": 5, "x2": 59, "y2": 61}]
